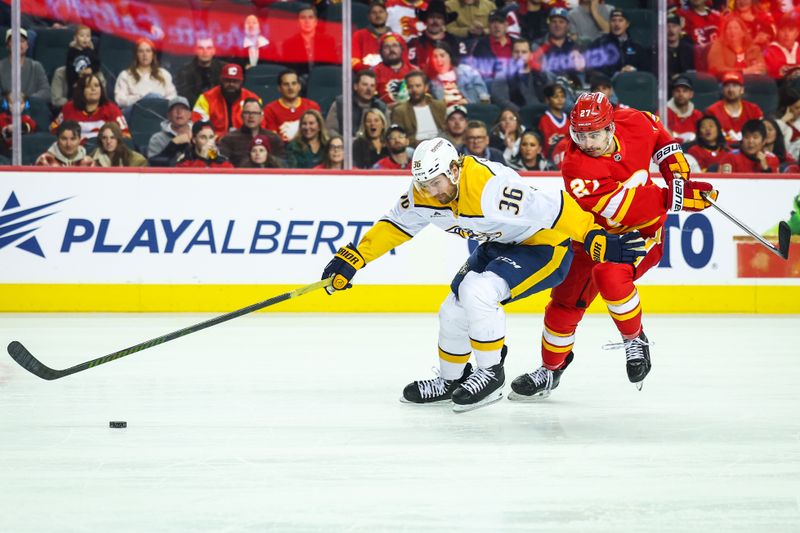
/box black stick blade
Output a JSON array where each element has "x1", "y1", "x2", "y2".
[
  {"x1": 778, "y1": 221, "x2": 791, "y2": 260},
  {"x1": 7, "y1": 341, "x2": 62, "y2": 381}
]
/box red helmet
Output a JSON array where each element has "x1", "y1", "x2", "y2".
[{"x1": 569, "y1": 92, "x2": 614, "y2": 133}]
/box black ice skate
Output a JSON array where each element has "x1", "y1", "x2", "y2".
[
  {"x1": 400, "y1": 363, "x2": 473, "y2": 405},
  {"x1": 451, "y1": 346, "x2": 507, "y2": 413},
  {"x1": 604, "y1": 331, "x2": 652, "y2": 390},
  {"x1": 508, "y1": 352, "x2": 574, "y2": 402}
]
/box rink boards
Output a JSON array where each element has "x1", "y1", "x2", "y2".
[{"x1": 1, "y1": 168, "x2": 799, "y2": 313}]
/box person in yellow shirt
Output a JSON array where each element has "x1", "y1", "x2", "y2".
[{"x1": 321, "y1": 137, "x2": 645, "y2": 412}]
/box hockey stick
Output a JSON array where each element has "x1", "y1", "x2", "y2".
[
  {"x1": 7, "y1": 277, "x2": 333, "y2": 381},
  {"x1": 702, "y1": 192, "x2": 791, "y2": 260}
]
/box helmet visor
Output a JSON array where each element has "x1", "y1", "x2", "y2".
[{"x1": 569, "y1": 125, "x2": 614, "y2": 155}]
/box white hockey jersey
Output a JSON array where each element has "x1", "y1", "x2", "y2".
[{"x1": 356, "y1": 156, "x2": 600, "y2": 264}]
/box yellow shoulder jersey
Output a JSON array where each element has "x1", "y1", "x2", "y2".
[{"x1": 357, "y1": 156, "x2": 601, "y2": 263}]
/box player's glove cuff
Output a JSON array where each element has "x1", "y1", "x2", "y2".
[{"x1": 322, "y1": 243, "x2": 366, "y2": 295}]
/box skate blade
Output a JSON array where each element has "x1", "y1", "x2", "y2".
[
  {"x1": 507, "y1": 390, "x2": 551, "y2": 402},
  {"x1": 633, "y1": 381, "x2": 644, "y2": 391},
  {"x1": 452, "y1": 390, "x2": 503, "y2": 413},
  {"x1": 398, "y1": 397, "x2": 452, "y2": 405}
]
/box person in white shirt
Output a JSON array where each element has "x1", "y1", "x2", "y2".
[
  {"x1": 390, "y1": 71, "x2": 447, "y2": 146},
  {"x1": 114, "y1": 37, "x2": 177, "y2": 110}
]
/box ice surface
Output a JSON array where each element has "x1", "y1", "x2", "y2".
[{"x1": 1, "y1": 313, "x2": 799, "y2": 532}]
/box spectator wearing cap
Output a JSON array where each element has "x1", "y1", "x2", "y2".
[
  {"x1": 0, "y1": 28, "x2": 49, "y2": 101},
  {"x1": 667, "y1": 75, "x2": 704, "y2": 144},
  {"x1": 354, "y1": 107, "x2": 390, "y2": 168},
  {"x1": 460, "y1": 119, "x2": 505, "y2": 163},
  {"x1": 114, "y1": 38, "x2": 177, "y2": 110},
  {"x1": 373, "y1": 32, "x2": 416, "y2": 104},
  {"x1": 193, "y1": 63, "x2": 262, "y2": 137},
  {"x1": 520, "y1": 0, "x2": 551, "y2": 43},
  {"x1": 407, "y1": 0, "x2": 468, "y2": 74},
  {"x1": 537, "y1": 83, "x2": 569, "y2": 158},
  {"x1": 325, "y1": 70, "x2": 387, "y2": 137},
  {"x1": 567, "y1": 0, "x2": 613, "y2": 45},
  {"x1": 390, "y1": 71, "x2": 447, "y2": 146},
  {"x1": 469, "y1": 10, "x2": 514, "y2": 80},
  {"x1": 667, "y1": 13, "x2": 695, "y2": 79},
  {"x1": 175, "y1": 37, "x2": 225, "y2": 107},
  {"x1": 175, "y1": 120, "x2": 234, "y2": 168},
  {"x1": 280, "y1": 4, "x2": 339, "y2": 79},
  {"x1": 218, "y1": 98, "x2": 285, "y2": 168},
  {"x1": 707, "y1": 15, "x2": 766, "y2": 79},
  {"x1": 706, "y1": 71, "x2": 764, "y2": 145},
  {"x1": 491, "y1": 38, "x2": 553, "y2": 110},
  {"x1": 530, "y1": 8, "x2": 582, "y2": 78},
  {"x1": 445, "y1": 0, "x2": 495, "y2": 39},
  {"x1": 676, "y1": 0, "x2": 721, "y2": 46},
  {"x1": 373, "y1": 123, "x2": 413, "y2": 169},
  {"x1": 241, "y1": 134, "x2": 283, "y2": 169},
  {"x1": 426, "y1": 41, "x2": 489, "y2": 106},
  {"x1": 353, "y1": 1, "x2": 391, "y2": 72},
  {"x1": 719, "y1": 119, "x2": 780, "y2": 173},
  {"x1": 443, "y1": 104, "x2": 468, "y2": 149},
  {"x1": 765, "y1": 13, "x2": 800, "y2": 80},
  {"x1": 263, "y1": 69, "x2": 321, "y2": 143},
  {"x1": 148, "y1": 96, "x2": 193, "y2": 166},
  {"x1": 586, "y1": 9, "x2": 651, "y2": 78}
]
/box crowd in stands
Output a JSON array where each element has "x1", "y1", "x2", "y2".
[{"x1": 0, "y1": 0, "x2": 799, "y2": 173}]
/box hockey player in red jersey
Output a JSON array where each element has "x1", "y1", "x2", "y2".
[{"x1": 509, "y1": 92, "x2": 718, "y2": 400}]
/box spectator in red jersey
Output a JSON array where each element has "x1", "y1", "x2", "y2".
[
  {"x1": 280, "y1": 4, "x2": 340, "y2": 80},
  {"x1": 667, "y1": 75, "x2": 704, "y2": 143},
  {"x1": 719, "y1": 119, "x2": 780, "y2": 172},
  {"x1": 218, "y1": 98, "x2": 285, "y2": 167},
  {"x1": 490, "y1": 107, "x2": 525, "y2": 164},
  {"x1": 175, "y1": 121, "x2": 234, "y2": 168},
  {"x1": 390, "y1": 70, "x2": 447, "y2": 146},
  {"x1": 763, "y1": 117, "x2": 800, "y2": 172},
  {"x1": 263, "y1": 69, "x2": 321, "y2": 143},
  {"x1": 286, "y1": 109, "x2": 330, "y2": 169},
  {"x1": 667, "y1": 14, "x2": 695, "y2": 78},
  {"x1": 192, "y1": 63, "x2": 262, "y2": 137},
  {"x1": 314, "y1": 134, "x2": 345, "y2": 169},
  {"x1": 676, "y1": 0, "x2": 721, "y2": 46},
  {"x1": 723, "y1": 0, "x2": 775, "y2": 47},
  {"x1": 684, "y1": 115, "x2": 729, "y2": 171},
  {"x1": 51, "y1": 73, "x2": 129, "y2": 142},
  {"x1": 35, "y1": 120, "x2": 95, "y2": 167},
  {"x1": 510, "y1": 130, "x2": 556, "y2": 170},
  {"x1": 241, "y1": 135, "x2": 283, "y2": 169},
  {"x1": 0, "y1": 91, "x2": 36, "y2": 158},
  {"x1": 707, "y1": 16, "x2": 767, "y2": 79},
  {"x1": 407, "y1": 0, "x2": 466, "y2": 73},
  {"x1": 373, "y1": 33, "x2": 415, "y2": 104},
  {"x1": 538, "y1": 83, "x2": 569, "y2": 157},
  {"x1": 469, "y1": 10, "x2": 514, "y2": 80},
  {"x1": 427, "y1": 41, "x2": 489, "y2": 106},
  {"x1": 549, "y1": 134, "x2": 570, "y2": 169},
  {"x1": 705, "y1": 71, "x2": 764, "y2": 145},
  {"x1": 442, "y1": 103, "x2": 468, "y2": 149},
  {"x1": 353, "y1": 0, "x2": 391, "y2": 72},
  {"x1": 446, "y1": 0, "x2": 495, "y2": 39},
  {"x1": 764, "y1": 12, "x2": 800, "y2": 80},
  {"x1": 373, "y1": 123, "x2": 413, "y2": 168},
  {"x1": 354, "y1": 108, "x2": 389, "y2": 168}
]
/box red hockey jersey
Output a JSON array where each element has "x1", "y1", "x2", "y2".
[
  {"x1": 561, "y1": 108, "x2": 676, "y2": 238},
  {"x1": 51, "y1": 101, "x2": 129, "y2": 141},
  {"x1": 704, "y1": 100, "x2": 764, "y2": 145},
  {"x1": 667, "y1": 106, "x2": 704, "y2": 143},
  {"x1": 537, "y1": 110, "x2": 569, "y2": 158},
  {"x1": 719, "y1": 149, "x2": 780, "y2": 173},
  {"x1": 263, "y1": 98, "x2": 321, "y2": 143},
  {"x1": 686, "y1": 144, "x2": 729, "y2": 172},
  {"x1": 676, "y1": 7, "x2": 721, "y2": 45}
]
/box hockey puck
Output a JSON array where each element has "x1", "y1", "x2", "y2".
[{"x1": 109, "y1": 421, "x2": 127, "y2": 428}]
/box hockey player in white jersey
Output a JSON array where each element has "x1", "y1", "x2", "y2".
[{"x1": 321, "y1": 138, "x2": 645, "y2": 412}]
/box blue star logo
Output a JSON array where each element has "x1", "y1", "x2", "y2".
[{"x1": 0, "y1": 192, "x2": 70, "y2": 258}]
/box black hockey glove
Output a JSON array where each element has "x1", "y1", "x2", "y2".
[
  {"x1": 322, "y1": 243, "x2": 366, "y2": 295},
  {"x1": 584, "y1": 229, "x2": 647, "y2": 264}
]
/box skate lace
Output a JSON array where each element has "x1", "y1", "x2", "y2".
[
  {"x1": 460, "y1": 366, "x2": 496, "y2": 395},
  {"x1": 528, "y1": 366, "x2": 553, "y2": 389},
  {"x1": 602, "y1": 337, "x2": 651, "y2": 361},
  {"x1": 417, "y1": 368, "x2": 449, "y2": 399}
]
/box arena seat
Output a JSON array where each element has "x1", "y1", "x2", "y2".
[
  {"x1": 308, "y1": 65, "x2": 342, "y2": 112},
  {"x1": 128, "y1": 98, "x2": 169, "y2": 152},
  {"x1": 32, "y1": 28, "x2": 73, "y2": 80},
  {"x1": 613, "y1": 71, "x2": 657, "y2": 112},
  {"x1": 21, "y1": 132, "x2": 56, "y2": 165},
  {"x1": 324, "y1": 3, "x2": 370, "y2": 29},
  {"x1": 465, "y1": 103, "x2": 501, "y2": 128},
  {"x1": 98, "y1": 33, "x2": 135, "y2": 78},
  {"x1": 27, "y1": 96, "x2": 52, "y2": 130},
  {"x1": 625, "y1": 9, "x2": 656, "y2": 50},
  {"x1": 518, "y1": 103, "x2": 549, "y2": 131},
  {"x1": 744, "y1": 74, "x2": 779, "y2": 116},
  {"x1": 683, "y1": 70, "x2": 719, "y2": 111}
]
